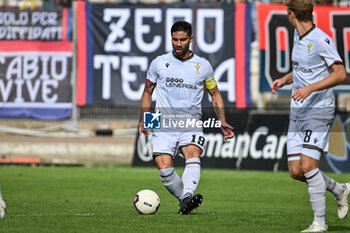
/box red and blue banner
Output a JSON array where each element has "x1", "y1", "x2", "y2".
[
  {"x1": 0, "y1": 9, "x2": 73, "y2": 120},
  {"x1": 76, "y1": 2, "x2": 252, "y2": 108},
  {"x1": 235, "y1": 3, "x2": 252, "y2": 108},
  {"x1": 257, "y1": 4, "x2": 350, "y2": 92}
]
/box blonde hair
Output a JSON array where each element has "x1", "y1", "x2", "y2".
[{"x1": 284, "y1": 0, "x2": 313, "y2": 22}]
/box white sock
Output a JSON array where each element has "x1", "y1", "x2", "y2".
[
  {"x1": 305, "y1": 168, "x2": 326, "y2": 227},
  {"x1": 180, "y1": 158, "x2": 201, "y2": 200},
  {"x1": 159, "y1": 167, "x2": 183, "y2": 200},
  {"x1": 320, "y1": 171, "x2": 345, "y2": 198}
]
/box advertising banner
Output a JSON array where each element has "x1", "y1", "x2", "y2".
[
  {"x1": 76, "y1": 2, "x2": 252, "y2": 108},
  {"x1": 132, "y1": 111, "x2": 350, "y2": 173},
  {"x1": 0, "y1": 9, "x2": 73, "y2": 120},
  {"x1": 257, "y1": 4, "x2": 350, "y2": 92},
  {"x1": 0, "y1": 9, "x2": 67, "y2": 41},
  {"x1": 133, "y1": 111, "x2": 290, "y2": 171}
]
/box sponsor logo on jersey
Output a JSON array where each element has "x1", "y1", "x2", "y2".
[
  {"x1": 165, "y1": 62, "x2": 169, "y2": 68},
  {"x1": 166, "y1": 77, "x2": 183, "y2": 83},
  {"x1": 195, "y1": 64, "x2": 200, "y2": 73},
  {"x1": 143, "y1": 110, "x2": 161, "y2": 129},
  {"x1": 307, "y1": 43, "x2": 312, "y2": 53},
  {"x1": 325, "y1": 38, "x2": 330, "y2": 45},
  {"x1": 294, "y1": 67, "x2": 313, "y2": 73},
  {"x1": 165, "y1": 77, "x2": 197, "y2": 89},
  {"x1": 292, "y1": 60, "x2": 313, "y2": 73}
]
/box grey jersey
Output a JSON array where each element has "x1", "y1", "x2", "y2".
[
  {"x1": 147, "y1": 51, "x2": 214, "y2": 120},
  {"x1": 290, "y1": 25, "x2": 343, "y2": 120}
]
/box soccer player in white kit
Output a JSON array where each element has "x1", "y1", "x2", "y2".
[
  {"x1": 0, "y1": 186, "x2": 5, "y2": 218},
  {"x1": 272, "y1": 0, "x2": 349, "y2": 232},
  {"x1": 139, "y1": 21, "x2": 234, "y2": 215}
]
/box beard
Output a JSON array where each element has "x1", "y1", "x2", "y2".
[{"x1": 173, "y1": 44, "x2": 190, "y2": 58}]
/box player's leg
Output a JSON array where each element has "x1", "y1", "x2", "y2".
[
  {"x1": 300, "y1": 154, "x2": 327, "y2": 232},
  {"x1": 288, "y1": 160, "x2": 305, "y2": 181},
  {"x1": 319, "y1": 123, "x2": 350, "y2": 219},
  {"x1": 290, "y1": 160, "x2": 350, "y2": 220},
  {"x1": 321, "y1": 171, "x2": 350, "y2": 219},
  {"x1": 0, "y1": 186, "x2": 6, "y2": 218},
  {"x1": 300, "y1": 119, "x2": 329, "y2": 232},
  {"x1": 181, "y1": 145, "x2": 202, "y2": 199},
  {"x1": 289, "y1": 156, "x2": 349, "y2": 220},
  {"x1": 177, "y1": 132, "x2": 205, "y2": 215},
  {"x1": 178, "y1": 144, "x2": 202, "y2": 215},
  {"x1": 154, "y1": 155, "x2": 183, "y2": 200},
  {"x1": 287, "y1": 119, "x2": 305, "y2": 181},
  {"x1": 152, "y1": 132, "x2": 183, "y2": 200},
  {"x1": 321, "y1": 171, "x2": 347, "y2": 197}
]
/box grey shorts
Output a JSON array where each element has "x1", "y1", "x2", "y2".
[
  {"x1": 287, "y1": 119, "x2": 332, "y2": 161},
  {"x1": 151, "y1": 131, "x2": 206, "y2": 159}
]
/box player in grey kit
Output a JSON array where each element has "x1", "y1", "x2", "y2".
[
  {"x1": 139, "y1": 21, "x2": 234, "y2": 215},
  {"x1": 272, "y1": 0, "x2": 349, "y2": 232},
  {"x1": 0, "y1": 186, "x2": 5, "y2": 218}
]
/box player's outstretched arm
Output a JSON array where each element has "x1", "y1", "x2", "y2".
[
  {"x1": 207, "y1": 86, "x2": 234, "y2": 142},
  {"x1": 139, "y1": 80, "x2": 156, "y2": 136},
  {"x1": 271, "y1": 72, "x2": 293, "y2": 94}
]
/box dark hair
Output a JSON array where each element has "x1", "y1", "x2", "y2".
[{"x1": 171, "y1": 21, "x2": 192, "y2": 36}]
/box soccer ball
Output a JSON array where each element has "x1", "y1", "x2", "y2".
[{"x1": 133, "y1": 189, "x2": 160, "y2": 215}]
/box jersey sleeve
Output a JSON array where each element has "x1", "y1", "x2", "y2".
[
  {"x1": 146, "y1": 57, "x2": 159, "y2": 84},
  {"x1": 317, "y1": 35, "x2": 343, "y2": 67},
  {"x1": 203, "y1": 61, "x2": 216, "y2": 89}
]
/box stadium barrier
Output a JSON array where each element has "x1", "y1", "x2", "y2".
[{"x1": 132, "y1": 110, "x2": 350, "y2": 173}]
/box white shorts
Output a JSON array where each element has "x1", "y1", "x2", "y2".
[
  {"x1": 151, "y1": 131, "x2": 206, "y2": 159},
  {"x1": 287, "y1": 119, "x2": 332, "y2": 161}
]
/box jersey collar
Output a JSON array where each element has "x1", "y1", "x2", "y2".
[
  {"x1": 172, "y1": 50, "x2": 194, "y2": 62},
  {"x1": 299, "y1": 24, "x2": 316, "y2": 41}
]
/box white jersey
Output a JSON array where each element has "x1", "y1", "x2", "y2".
[
  {"x1": 147, "y1": 51, "x2": 215, "y2": 120},
  {"x1": 290, "y1": 25, "x2": 343, "y2": 120}
]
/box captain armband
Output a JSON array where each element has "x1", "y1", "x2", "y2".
[{"x1": 204, "y1": 77, "x2": 217, "y2": 90}]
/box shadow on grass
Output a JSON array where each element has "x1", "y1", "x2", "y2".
[{"x1": 329, "y1": 225, "x2": 350, "y2": 232}]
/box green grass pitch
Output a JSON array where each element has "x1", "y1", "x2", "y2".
[{"x1": 0, "y1": 166, "x2": 350, "y2": 233}]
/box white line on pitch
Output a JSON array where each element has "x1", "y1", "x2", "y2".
[
  {"x1": 249, "y1": 212, "x2": 283, "y2": 215},
  {"x1": 12, "y1": 213, "x2": 96, "y2": 217}
]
